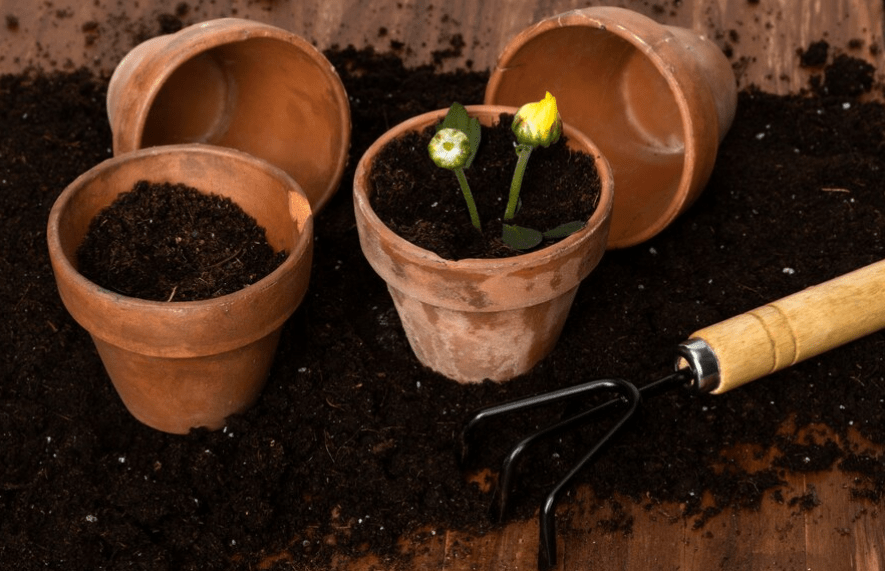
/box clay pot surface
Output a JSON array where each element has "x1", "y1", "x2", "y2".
[
  {"x1": 485, "y1": 6, "x2": 737, "y2": 249},
  {"x1": 107, "y1": 18, "x2": 350, "y2": 214},
  {"x1": 47, "y1": 143, "x2": 314, "y2": 434},
  {"x1": 354, "y1": 105, "x2": 614, "y2": 383}
]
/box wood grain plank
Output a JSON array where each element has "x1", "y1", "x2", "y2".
[
  {"x1": 391, "y1": 466, "x2": 883, "y2": 571},
  {"x1": 385, "y1": 425, "x2": 884, "y2": 571},
  {"x1": 851, "y1": 510, "x2": 885, "y2": 570},
  {"x1": 1, "y1": 0, "x2": 882, "y2": 95}
]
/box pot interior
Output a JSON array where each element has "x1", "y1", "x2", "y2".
[
  {"x1": 488, "y1": 25, "x2": 687, "y2": 247},
  {"x1": 140, "y1": 37, "x2": 347, "y2": 212},
  {"x1": 56, "y1": 147, "x2": 304, "y2": 269}
]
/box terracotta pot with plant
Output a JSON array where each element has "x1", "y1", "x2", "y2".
[
  {"x1": 354, "y1": 96, "x2": 614, "y2": 383},
  {"x1": 47, "y1": 143, "x2": 314, "y2": 434}
]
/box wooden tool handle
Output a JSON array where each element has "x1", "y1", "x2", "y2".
[{"x1": 682, "y1": 259, "x2": 885, "y2": 394}]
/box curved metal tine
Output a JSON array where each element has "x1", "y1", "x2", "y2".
[
  {"x1": 490, "y1": 378, "x2": 638, "y2": 522},
  {"x1": 537, "y1": 379, "x2": 642, "y2": 571},
  {"x1": 458, "y1": 378, "x2": 626, "y2": 465}
]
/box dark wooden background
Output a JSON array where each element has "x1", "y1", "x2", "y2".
[
  {"x1": 3, "y1": 1, "x2": 885, "y2": 569},
  {"x1": 1, "y1": 0, "x2": 883, "y2": 95}
]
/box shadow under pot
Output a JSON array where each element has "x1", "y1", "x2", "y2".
[
  {"x1": 353, "y1": 105, "x2": 614, "y2": 384},
  {"x1": 46, "y1": 144, "x2": 314, "y2": 434}
]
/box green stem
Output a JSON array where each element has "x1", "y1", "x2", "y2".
[
  {"x1": 455, "y1": 167, "x2": 481, "y2": 231},
  {"x1": 504, "y1": 145, "x2": 533, "y2": 221}
]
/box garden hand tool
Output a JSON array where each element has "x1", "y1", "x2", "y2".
[{"x1": 460, "y1": 257, "x2": 885, "y2": 570}]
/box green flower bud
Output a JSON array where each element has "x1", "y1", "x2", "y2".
[
  {"x1": 512, "y1": 91, "x2": 562, "y2": 148},
  {"x1": 428, "y1": 128, "x2": 471, "y2": 170}
]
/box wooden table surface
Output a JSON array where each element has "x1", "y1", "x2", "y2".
[
  {"x1": 410, "y1": 448, "x2": 885, "y2": 571},
  {"x1": 1, "y1": 0, "x2": 883, "y2": 95},
  {"x1": 265, "y1": 429, "x2": 884, "y2": 570},
  {"x1": 3, "y1": 1, "x2": 885, "y2": 569}
]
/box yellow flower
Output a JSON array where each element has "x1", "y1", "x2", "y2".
[
  {"x1": 428, "y1": 128, "x2": 471, "y2": 170},
  {"x1": 511, "y1": 91, "x2": 562, "y2": 148}
]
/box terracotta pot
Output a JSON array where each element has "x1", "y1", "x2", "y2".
[
  {"x1": 485, "y1": 6, "x2": 737, "y2": 249},
  {"x1": 107, "y1": 18, "x2": 351, "y2": 214},
  {"x1": 353, "y1": 105, "x2": 614, "y2": 383},
  {"x1": 46, "y1": 144, "x2": 314, "y2": 434}
]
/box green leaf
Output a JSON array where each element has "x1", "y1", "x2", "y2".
[
  {"x1": 502, "y1": 224, "x2": 543, "y2": 250},
  {"x1": 463, "y1": 117, "x2": 481, "y2": 169},
  {"x1": 542, "y1": 221, "x2": 585, "y2": 239},
  {"x1": 439, "y1": 102, "x2": 469, "y2": 131},
  {"x1": 438, "y1": 103, "x2": 481, "y2": 169}
]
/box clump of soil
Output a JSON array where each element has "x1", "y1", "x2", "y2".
[
  {"x1": 77, "y1": 180, "x2": 286, "y2": 302},
  {"x1": 1, "y1": 45, "x2": 885, "y2": 571},
  {"x1": 369, "y1": 116, "x2": 601, "y2": 259}
]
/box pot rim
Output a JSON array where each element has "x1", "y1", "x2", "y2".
[
  {"x1": 488, "y1": 8, "x2": 699, "y2": 197},
  {"x1": 47, "y1": 143, "x2": 313, "y2": 314},
  {"x1": 108, "y1": 17, "x2": 352, "y2": 214},
  {"x1": 353, "y1": 104, "x2": 614, "y2": 274},
  {"x1": 485, "y1": 6, "x2": 736, "y2": 248}
]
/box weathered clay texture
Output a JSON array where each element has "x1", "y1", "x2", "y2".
[
  {"x1": 353, "y1": 106, "x2": 614, "y2": 383},
  {"x1": 486, "y1": 6, "x2": 737, "y2": 248},
  {"x1": 47, "y1": 144, "x2": 314, "y2": 434},
  {"x1": 106, "y1": 18, "x2": 351, "y2": 213}
]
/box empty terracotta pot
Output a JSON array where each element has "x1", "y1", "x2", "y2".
[
  {"x1": 107, "y1": 18, "x2": 351, "y2": 213},
  {"x1": 485, "y1": 6, "x2": 737, "y2": 248},
  {"x1": 354, "y1": 106, "x2": 614, "y2": 383},
  {"x1": 47, "y1": 144, "x2": 314, "y2": 434}
]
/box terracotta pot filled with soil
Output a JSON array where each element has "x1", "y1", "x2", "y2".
[
  {"x1": 485, "y1": 6, "x2": 737, "y2": 248},
  {"x1": 106, "y1": 17, "x2": 351, "y2": 213},
  {"x1": 46, "y1": 143, "x2": 314, "y2": 434},
  {"x1": 353, "y1": 104, "x2": 613, "y2": 383}
]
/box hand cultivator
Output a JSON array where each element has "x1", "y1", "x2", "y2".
[{"x1": 460, "y1": 258, "x2": 885, "y2": 570}]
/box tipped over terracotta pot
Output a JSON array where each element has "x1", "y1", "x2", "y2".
[
  {"x1": 486, "y1": 6, "x2": 737, "y2": 248},
  {"x1": 107, "y1": 18, "x2": 351, "y2": 214},
  {"x1": 354, "y1": 105, "x2": 614, "y2": 384},
  {"x1": 47, "y1": 144, "x2": 314, "y2": 434}
]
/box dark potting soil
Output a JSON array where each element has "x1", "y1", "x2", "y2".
[
  {"x1": 2, "y1": 43, "x2": 885, "y2": 570},
  {"x1": 77, "y1": 180, "x2": 286, "y2": 302},
  {"x1": 369, "y1": 117, "x2": 601, "y2": 259}
]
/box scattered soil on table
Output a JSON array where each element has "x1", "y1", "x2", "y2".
[
  {"x1": 2, "y1": 42, "x2": 885, "y2": 571},
  {"x1": 369, "y1": 116, "x2": 601, "y2": 259},
  {"x1": 77, "y1": 180, "x2": 286, "y2": 302}
]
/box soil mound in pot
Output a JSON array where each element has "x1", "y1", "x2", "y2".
[
  {"x1": 77, "y1": 180, "x2": 286, "y2": 302},
  {"x1": 369, "y1": 116, "x2": 602, "y2": 259},
  {"x1": 1, "y1": 45, "x2": 885, "y2": 570}
]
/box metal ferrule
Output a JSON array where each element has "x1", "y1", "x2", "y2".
[{"x1": 675, "y1": 338, "x2": 721, "y2": 393}]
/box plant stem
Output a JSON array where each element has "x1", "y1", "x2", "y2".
[
  {"x1": 504, "y1": 145, "x2": 533, "y2": 221},
  {"x1": 455, "y1": 167, "x2": 482, "y2": 231}
]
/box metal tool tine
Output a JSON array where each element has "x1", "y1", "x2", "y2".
[
  {"x1": 458, "y1": 370, "x2": 692, "y2": 570},
  {"x1": 458, "y1": 378, "x2": 630, "y2": 465},
  {"x1": 490, "y1": 378, "x2": 639, "y2": 523},
  {"x1": 536, "y1": 379, "x2": 641, "y2": 570}
]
